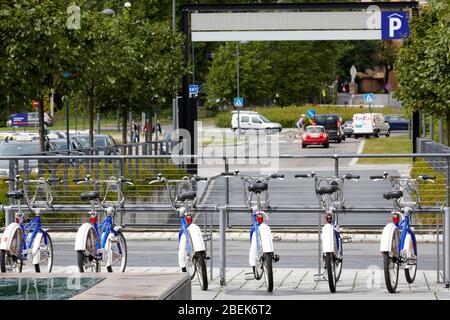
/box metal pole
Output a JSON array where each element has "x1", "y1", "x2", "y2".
[
  {"x1": 236, "y1": 43, "x2": 240, "y2": 137},
  {"x1": 117, "y1": 107, "x2": 120, "y2": 132},
  {"x1": 97, "y1": 112, "x2": 101, "y2": 134},
  {"x1": 65, "y1": 96, "x2": 70, "y2": 152},
  {"x1": 437, "y1": 211, "x2": 440, "y2": 283},
  {"x1": 445, "y1": 207, "x2": 450, "y2": 287},
  {"x1": 210, "y1": 209, "x2": 213, "y2": 281},
  {"x1": 430, "y1": 115, "x2": 434, "y2": 141},
  {"x1": 4, "y1": 207, "x2": 13, "y2": 227},
  {"x1": 219, "y1": 206, "x2": 227, "y2": 286},
  {"x1": 439, "y1": 118, "x2": 444, "y2": 144}
]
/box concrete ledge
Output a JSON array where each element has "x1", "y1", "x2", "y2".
[{"x1": 71, "y1": 273, "x2": 191, "y2": 300}]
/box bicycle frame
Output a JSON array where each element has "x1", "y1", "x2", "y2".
[{"x1": 393, "y1": 211, "x2": 417, "y2": 258}]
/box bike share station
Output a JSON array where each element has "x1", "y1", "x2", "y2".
[{"x1": 1, "y1": 1, "x2": 450, "y2": 300}]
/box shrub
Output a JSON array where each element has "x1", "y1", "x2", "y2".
[{"x1": 214, "y1": 105, "x2": 404, "y2": 128}]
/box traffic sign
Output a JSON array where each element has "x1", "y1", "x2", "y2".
[
  {"x1": 364, "y1": 93, "x2": 374, "y2": 103},
  {"x1": 33, "y1": 100, "x2": 39, "y2": 110},
  {"x1": 307, "y1": 109, "x2": 316, "y2": 118},
  {"x1": 234, "y1": 97, "x2": 244, "y2": 108},
  {"x1": 381, "y1": 12, "x2": 410, "y2": 40},
  {"x1": 189, "y1": 85, "x2": 199, "y2": 95}
]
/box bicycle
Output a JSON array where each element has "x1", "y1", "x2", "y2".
[
  {"x1": 221, "y1": 170, "x2": 284, "y2": 292},
  {"x1": 148, "y1": 173, "x2": 209, "y2": 290},
  {"x1": 370, "y1": 172, "x2": 435, "y2": 293},
  {"x1": 73, "y1": 175, "x2": 133, "y2": 273},
  {"x1": 0, "y1": 175, "x2": 59, "y2": 273},
  {"x1": 295, "y1": 171, "x2": 359, "y2": 293}
]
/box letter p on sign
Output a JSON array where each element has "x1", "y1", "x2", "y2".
[{"x1": 381, "y1": 12, "x2": 410, "y2": 40}]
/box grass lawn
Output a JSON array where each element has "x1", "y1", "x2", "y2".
[{"x1": 357, "y1": 133, "x2": 413, "y2": 164}]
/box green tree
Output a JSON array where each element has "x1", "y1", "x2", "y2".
[
  {"x1": 395, "y1": 1, "x2": 450, "y2": 143},
  {"x1": 0, "y1": 0, "x2": 70, "y2": 151}
]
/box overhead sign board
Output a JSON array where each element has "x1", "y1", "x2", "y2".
[{"x1": 191, "y1": 10, "x2": 410, "y2": 42}]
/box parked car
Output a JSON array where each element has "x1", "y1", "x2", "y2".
[
  {"x1": 302, "y1": 125, "x2": 329, "y2": 148},
  {"x1": 0, "y1": 140, "x2": 42, "y2": 177},
  {"x1": 73, "y1": 134, "x2": 120, "y2": 155},
  {"x1": 6, "y1": 112, "x2": 54, "y2": 127},
  {"x1": 343, "y1": 120, "x2": 353, "y2": 137},
  {"x1": 231, "y1": 111, "x2": 282, "y2": 135},
  {"x1": 353, "y1": 113, "x2": 390, "y2": 138},
  {"x1": 313, "y1": 114, "x2": 345, "y2": 142},
  {"x1": 385, "y1": 114, "x2": 409, "y2": 131},
  {"x1": 49, "y1": 138, "x2": 84, "y2": 154}
]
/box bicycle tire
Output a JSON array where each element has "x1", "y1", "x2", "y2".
[
  {"x1": 252, "y1": 231, "x2": 264, "y2": 280},
  {"x1": 0, "y1": 227, "x2": 24, "y2": 273},
  {"x1": 263, "y1": 252, "x2": 273, "y2": 292},
  {"x1": 195, "y1": 251, "x2": 208, "y2": 291},
  {"x1": 404, "y1": 234, "x2": 417, "y2": 284},
  {"x1": 34, "y1": 232, "x2": 53, "y2": 273},
  {"x1": 335, "y1": 234, "x2": 343, "y2": 282},
  {"x1": 106, "y1": 231, "x2": 127, "y2": 273},
  {"x1": 325, "y1": 252, "x2": 337, "y2": 293},
  {"x1": 383, "y1": 231, "x2": 399, "y2": 293}
]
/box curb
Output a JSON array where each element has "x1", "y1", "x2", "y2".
[{"x1": 38, "y1": 231, "x2": 441, "y2": 243}]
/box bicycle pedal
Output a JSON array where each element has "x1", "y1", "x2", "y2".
[
  {"x1": 341, "y1": 236, "x2": 352, "y2": 243},
  {"x1": 203, "y1": 234, "x2": 211, "y2": 241},
  {"x1": 244, "y1": 272, "x2": 256, "y2": 281},
  {"x1": 313, "y1": 274, "x2": 327, "y2": 282},
  {"x1": 272, "y1": 254, "x2": 280, "y2": 262},
  {"x1": 406, "y1": 258, "x2": 417, "y2": 266}
]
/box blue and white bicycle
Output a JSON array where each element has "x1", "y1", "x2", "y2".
[
  {"x1": 371, "y1": 172, "x2": 435, "y2": 293},
  {"x1": 74, "y1": 175, "x2": 133, "y2": 273},
  {"x1": 295, "y1": 172, "x2": 359, "y2": 293},
  {"x1": 0, "y1": 176, "x2": 59, "y2": 273},
  {"x1": 222, "y1": 171, "x2": 284, "y2": 292},
  {"x1": 149, "y1": 174, "x2": 209, "y2": 291}
]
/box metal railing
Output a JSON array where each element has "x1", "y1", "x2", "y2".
[{"x1": 0, "y1": 152, "x2": 449, "y2": 287}]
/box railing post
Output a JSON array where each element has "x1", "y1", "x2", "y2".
[
  {"x1": 4, "y1": 207, "x2": 13, "y2": 227},
  {"x1": 334, "y1": 155, "x2": 339, "y2": 178},
  {"x1": 119, "y1": 158, "x2": 125, "y2": 226},
  {"x1": 444, "y1": 206, "x2": 450, "y2": 288},
  {"x1": 219, "y1": 206, "x2": 227, "y2": 286},
  {"x1": 224, "y1": 158, "x2": 230, "y2": 227}
]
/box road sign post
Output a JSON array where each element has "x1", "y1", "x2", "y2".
[{"x1": 234, "y1": 97, "x2": 244, "y2": 136}]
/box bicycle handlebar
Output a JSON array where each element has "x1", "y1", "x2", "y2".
[
  {"x1": 221, "y1": 171, "x2": 239, "y2": 176},
  {"x1": 295, "y1": 172, "x2": 315, "y2": 178},
  {"x1": 370, "y1": 175, "x2": 385, "y2": 180},
  {"x1": 344, "y1": 173, "x2": 360, "y2": 180},
  {"x1": 270, "y1": 173, "x2": 285, "y2": 179}
]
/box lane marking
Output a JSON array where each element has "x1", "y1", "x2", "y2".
[{"x1": 349, "y1": 139, "x2": 366, "y2": 166}]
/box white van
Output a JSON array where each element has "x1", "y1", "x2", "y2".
[
  {"x1": 352, "y1": 113, "x2": 390, "y2": 138},
  {"x1": 231, "y1": 111, "x2": 282, "y2": 134}
]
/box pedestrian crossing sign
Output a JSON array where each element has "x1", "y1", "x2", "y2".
[{"x1": 234, "y1": 97, "x2": 244, "y2": 108}]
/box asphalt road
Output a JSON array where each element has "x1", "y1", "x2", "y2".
[{"x1": 52, "y1": 239, "x2": 441, "y2": 271}]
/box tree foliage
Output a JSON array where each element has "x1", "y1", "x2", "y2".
[{"x1": 395, "y1": 1, "x2": 450, "y2": 116}]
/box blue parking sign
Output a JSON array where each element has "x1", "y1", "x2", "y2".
[
  {"x1": 381, "y1": 12, "x2": 410, "y2": 40},
  {"x1": 189, "y1": 85, "x2": 199, "y2": 95}
]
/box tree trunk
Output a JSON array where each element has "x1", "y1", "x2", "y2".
[
  {"x1": 122, "y1": 105, "x2": 128, "y2": 145},
  {"x1": 38, "y1": 98, "x2": 45, "y2": 153},
  {"x1": 88, "y1": 94, "x2": 94, "y2": 154}
]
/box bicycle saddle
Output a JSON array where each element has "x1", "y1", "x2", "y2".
[
  {"x1": 383, "y1": 190, "x2": 403, "y2": 200},
  {"x1": 7, "y1": 191, "x2": 24, "y2": 200},
  {"x1": 316, "y1": 185, "x2": 338, "y2": 195},
  {"x1": 248, "y1": 182, "x2": 268, "y2": 193},
  {"x1": 80, "y1": 191, "x2": 100, "y2": 201},
  {"x1": 177, "y1": 191, "x2": 196, "y2": 202}
]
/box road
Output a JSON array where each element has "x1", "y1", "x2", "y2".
[{"x1": 52, "y1": 239, "x2": 440, "y2": 271}]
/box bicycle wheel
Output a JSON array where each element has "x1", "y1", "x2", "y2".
[
  {"x1": 77, "y1": 228, "x2": 100, "y2": 273},
  {"x1": 252, "y1": 232, "x2": 264, "y2": 280},
  {"x1": 325, "y1": 252, "x2": 337, "y2": 293},
  {"x1": 34, "y1": 232, "x2": 53, "y2": 273},
  {"x1": 0, "y1": 228, "x2": 24, "y2": 273},
  {"x1": 107, "y1": 231, "x2": 127, "y2": 273},
  {"x1": 194, "y1": 251, "x2": 208, "y2": 291},
  {"x1": 383, "y1": 230, "x2": 400, "y2": 293},
  {"x1": 263, "y1": 252, "x2": 273, "y2": 292},
  {"x1": 180, "y1": 233, "x2": 196, "y2": 279},
  {"x1": 335, "y1": 234, "x2": 343, "y2": 282},
  {"x1": 404, "y1": 234, "x2": 417, "y2": 284}
]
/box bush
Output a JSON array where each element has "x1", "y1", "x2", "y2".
[{"x1": 214, "y1": 105, "x2": 404, "y2": 128}]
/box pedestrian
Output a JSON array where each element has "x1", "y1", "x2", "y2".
[
  {"x1": 296, "y1": 114, "x2": 306, "y2": 136},
  {"x1": 132, "y1": 121, "x2": 138, "y2": 143}
]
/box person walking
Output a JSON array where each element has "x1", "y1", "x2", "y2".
[
  {"x1": 132, "y1": 121, "x2": 138, "y2": 143},
  {"x1": 296, "y1": 114, "x2": 306, "y2": 136}
]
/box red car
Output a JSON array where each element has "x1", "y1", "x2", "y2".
[{"x1": 302, "y1": 125, "x2": 329, "y2": 148}]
